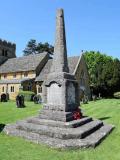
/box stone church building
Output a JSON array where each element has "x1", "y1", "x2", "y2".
[{"x1": 0, "y1": 39, "x2": 90, "y2": 101}]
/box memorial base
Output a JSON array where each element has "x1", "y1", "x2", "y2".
[{"x1": 4, "y1": 112, "x2": 114, "y2": 149}]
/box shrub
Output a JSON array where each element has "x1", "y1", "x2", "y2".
[
  {"x1": 18, "y1": 91, "x2": 35, "y2": 101},
  {"x1": 113, "y1": 92, "x2": 120, "y2": 99}
]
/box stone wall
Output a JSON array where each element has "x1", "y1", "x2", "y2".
[
  {"x1": 0, "y1": 70, "x2": 37, "y2": 100},
  {"x1": 0, "y1": 83, "x2": 20, "y2": 100},
  {"x1": 0, "y1": 39, "x2": 16, "y2": 57},
  {"x1": 74, "y1": 55, "x2": 91, "y2": 99},
  {"x1": 0, "y1": 79, "x2": 36, "y2": 100},
  {"x1": 0, "y1": 39, "x2": 16, "y2": 66},
  {"x1": 0, "y1": 56, "x2": 8, "y2": 66},
  {"x1": 0, "y1": 71, "x2": 36, "y2": 80}
]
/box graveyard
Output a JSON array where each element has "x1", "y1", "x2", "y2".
[
  {"x1": 2, "y1": 9, "x2": 114, "y2": 149},
  {"x1": 0, "y1": 99, "x2": 119, "y2": 160},
  {"x1": 0, "y1": 1, "x2": 120, "y2": 159}
]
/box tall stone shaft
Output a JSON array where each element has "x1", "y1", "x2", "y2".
[
  {"x1": 43, "y1": 8, "x2": 80, "y2": 121},
  {"x1": 52, "y1": 9, "x2": 69, "y2": 73}
]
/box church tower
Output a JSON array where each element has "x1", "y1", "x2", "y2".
[{"x1": 0, "y1": 39, "x2": 16, "y2": 65}]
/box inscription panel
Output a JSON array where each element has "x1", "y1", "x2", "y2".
[
  {"x1": 47, "y1": 83, "x2": 62, "y2": 105},
  {"x1": 67, "y1": 82, "x2": 75, "y2": 104}
]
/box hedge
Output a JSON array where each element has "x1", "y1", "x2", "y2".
[{"x1": 18, "y1": 91, "x2": 35, "y2": 101}]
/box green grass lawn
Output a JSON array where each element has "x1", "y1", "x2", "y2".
[{"x1": 0, "y1": 99, "x2": 120, "y2": 160}]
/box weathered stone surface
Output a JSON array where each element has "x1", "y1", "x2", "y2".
[
  {"x1": 43, "y1": 9, "x2": 80, "y2": 115},
  {"x1": 4, "y1": 118, "x2": 114, "y2": 149},
  {"x1": 39, "y1": 109, "x2": 74, "y2": 122},
  {"x1": 0, "y1": 39, "x2": 16, "y2": 64},
  {"x1": 26, "y1": 116, "x2": 92, "y2": 128},
  {"x1": 47, "y1": 83, "x2": 62, "y2": 105},
  {"x1": 51, "y1": 9, "x2": 69, "y2": 73},
  {"x1": 15, "y1": 119, "x2": 103, "y2": 139},
  {"x1": 84, "y1": 124, "x2": 114, "y2": 147}
]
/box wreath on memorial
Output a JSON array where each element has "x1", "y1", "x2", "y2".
[{"x1": 73, "y1": 109, "x2": 82, "y2": 120}]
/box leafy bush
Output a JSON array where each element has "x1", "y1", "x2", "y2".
[
  {"x1": 114, "y1": 92, "x2": 120, "y2": 99},
  {"x1": 18, "y1": 91, "x2": 35, "y2": 101},
  {"x1": 84, "y1": 51, "x2": 120, "y2": 97}
]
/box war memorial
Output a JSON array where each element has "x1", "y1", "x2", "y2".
[{"x1": 4, "y1": 9, "x2": 114, "y2": 149}]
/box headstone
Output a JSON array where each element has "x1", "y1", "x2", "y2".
[
  {"x1": 1, "y1": 94, "x2": 7, "y2": 102},
  {"x1": 16, "y1": 95, "x2": 25, "y2": 108},
  {"x1": 82, "y1": 95, "x2": 89, "y2": 104},
  {"x1": 98, "y1": 93, "x2": 102, "y2": 99},
  {"x1": 92, "y1": 94, "x2": 97, "y2": 101},
  {"x1": 33, "y1": 95, "x2": 42, "y2": 104}
]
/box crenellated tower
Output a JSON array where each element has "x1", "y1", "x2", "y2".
[{"x1": 0, "y1": 39, "x2": 16, "y2": 65}]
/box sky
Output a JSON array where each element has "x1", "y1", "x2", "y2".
[{"x1": 0, "y1": 0, "x2": 120, "y2": 58}]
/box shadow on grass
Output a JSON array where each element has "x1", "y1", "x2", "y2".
[
  {"x1": 0, "y1": 124, "x2": 5, "y2": 132},
  {"x1": 99, "y1": 117, "x2": 111, "y2": 120}
]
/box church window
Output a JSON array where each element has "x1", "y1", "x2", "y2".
[
  {"x1": 20, "y1": 72, "x2": 22, "y2": 78},
  {"x1": 3, "y1": 74, "x2": 7, "y2": 79},
  {"x1": 13, "y1": 73, "x2": 16, "y2": 78},
  {"x1": 24, "y1": 72, "x2": 28, "y2": 77},
  {"x1": 38, "y1": 86, "x2": 42, "y2": 93},
  {"x1": 80, "y1": 70, "x2": 85, "y2": 86},
  {"x1": 11, "y1": 86, "x2": 14, "y2": 92},
  {"x1": 2, "y1": 86, "x2": 4, "y2": 92}
]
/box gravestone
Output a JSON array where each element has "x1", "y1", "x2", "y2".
[
  {"x1": 1, "y1": 94, "x2": 7, "y2": 102},
  {"x1": 4, "y1": 9, "x2": 114, "y2": 149},
  {"x1": 16, "y1": 95, "x2": 25, "y2": 108},
  {"x1": 33, "y1": 95, "x2": 42, "y2": 104}
]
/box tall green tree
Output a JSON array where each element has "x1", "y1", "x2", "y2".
[
  {"x1": 84, "y1": 51, "x2": 120, "y2": 97},
  {"x1": 23, "y1": 39, "x2": 54, "y2": 56},
  {"x1": 23, "y1": 39, "x2": 37, "y2": 56},
  {"x1": 36, "y1": 42, "x2": 54, "y2": 54}
]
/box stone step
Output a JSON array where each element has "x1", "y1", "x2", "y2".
[
  {"x1": 16, "y1": 119, "x2": 103, "y2": 139},
  {"x1": 77, "y1": 120, "x2": 103, "y2": 139},
  {"x1": 84, "y1": 124, "x2": 115, "y2": 147},
  {"x1": 26, "y1": 116, "x2": 92, "y2": 128},
  {"x1": 39, "y1": 110, "x2": 74, "y2": 122},
  {"x1": 4, "y1": 123, "x2": 114, "y2": 149}
]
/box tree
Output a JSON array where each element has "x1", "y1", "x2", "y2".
[
  {"x1": 84, "y1": 51, "x2": 120, "y2": 97},
  {"x1": 23, "y1": 39, "x2": 54, "y2": 56},
  {"x1": 36, "y1": 42, "x2": 54, "y2": 55},
  {"x1": 23, "y1": 39, "x2": 37, "y2": 56}
]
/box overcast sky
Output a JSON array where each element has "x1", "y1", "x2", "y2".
[{"x1": 0, "y1": 0, "x2": 120, "y2": 58}]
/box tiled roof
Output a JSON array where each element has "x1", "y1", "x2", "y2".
[
  {"x1": 35, "y1": 56, "x2": 80, "y2": 81},
  {"x1": 0, "y1": 52, "x2": 48, "y2": 73}
]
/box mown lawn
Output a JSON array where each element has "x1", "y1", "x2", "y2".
[{"x1": 0, "y1": 99, "x2": 120, "y2": 160}]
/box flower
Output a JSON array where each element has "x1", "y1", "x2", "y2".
[{"x1": 73, "y1": 109, "x2": 82, "y2": 120}]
